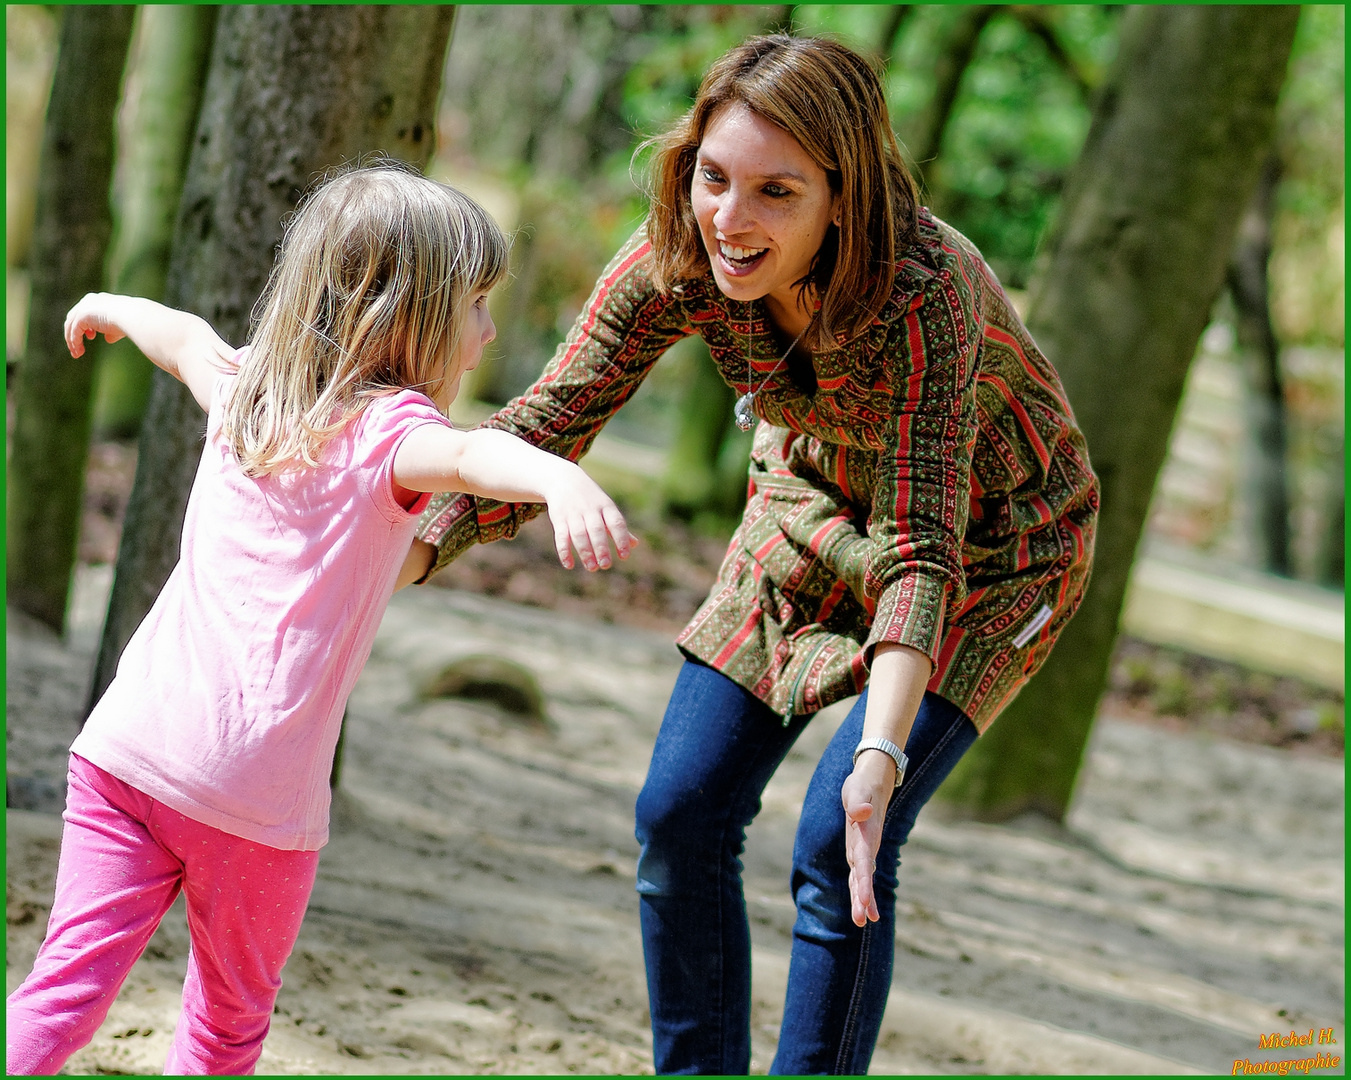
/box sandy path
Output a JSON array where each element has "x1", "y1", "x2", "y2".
[{"x1": 7, "y1": 581, "x2": 1344, "y2": 1074}]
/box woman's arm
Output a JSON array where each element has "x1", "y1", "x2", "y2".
[
  {"x1": 65, "y1": 293, "x2": 234, "y2": 411},
  {"x1": 844, "y1": 240, "x2": 986, "y2": 923},
  {"x1": 394, "y1": 424, "x2": 634, "y2": 572},
  {"x1": 841, "y1": 641, "x2": 932, "y2": 925}
]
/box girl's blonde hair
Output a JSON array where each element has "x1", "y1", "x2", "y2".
[
  {"x1": 224, "y1": 163, "x2": 509, "y2": 476},
  {"x1": 643, "y1": 34, "x2": 918, "y2": 353}
]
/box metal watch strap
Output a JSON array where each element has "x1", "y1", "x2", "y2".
[{"x1": 852, "y1": 737, "x2": 909, "y2": 789}]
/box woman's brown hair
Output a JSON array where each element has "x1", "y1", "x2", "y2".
[{"x1": 644, "y1": 34, "x2": 918, "y2": 353}]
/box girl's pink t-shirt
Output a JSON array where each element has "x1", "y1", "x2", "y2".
[{"x1": 72, "y1": 373, "x2": 450, "y2": 851}]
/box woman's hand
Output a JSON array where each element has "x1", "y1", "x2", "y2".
[
  {"x1": 842, "y1": 748, "x2": 897, "y2": 925},
  {"x1": 841, "y1": 641, "x2": 932, "y2": 927}
]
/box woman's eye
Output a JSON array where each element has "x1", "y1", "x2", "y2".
[
  {"x1": 700, "y1": 167, "x2": 725, "y2": 184},
  {"x1": 764, "y1": 184, "x2": 791, "y2": 198}
]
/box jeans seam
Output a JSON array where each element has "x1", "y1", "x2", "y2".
[
  {"x1": 833, "y1": 920, "x2": 872, "y2": 1074},
  {"x1": 830, "y1": 710, "x2": 968, "y2": 1075}
]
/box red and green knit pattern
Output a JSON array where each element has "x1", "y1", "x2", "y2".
[{"x1": 420, "y1": 210, "x2": 1098, "y2": 732}]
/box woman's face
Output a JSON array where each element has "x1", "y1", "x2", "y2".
[{"x1": 691, "y1": 102, "x2": 840, "y2": 324}]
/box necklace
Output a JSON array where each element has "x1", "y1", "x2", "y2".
[{"x1": 733, "y1": 319, "x2": 808, "y2": 432}]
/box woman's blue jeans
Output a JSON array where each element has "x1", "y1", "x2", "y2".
[{"x1": 634, "y1": 659, "x2": 978, "y2": 1075}]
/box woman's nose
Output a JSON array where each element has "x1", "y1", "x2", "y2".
[
  {"x1": 484, "y1": 316, "x2": 497, "y2": 345},
  {"x1": 712, "y1": 186, "x2": 752, "y2": 235}
]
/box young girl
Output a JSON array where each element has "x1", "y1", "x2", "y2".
[{"x1": 6, "y1": 165, "x2": 634, "y2": 1075}]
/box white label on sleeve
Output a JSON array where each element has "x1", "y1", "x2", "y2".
[{"x1": 1012, "y1": 603, "x2": 1054, "y2": 649}]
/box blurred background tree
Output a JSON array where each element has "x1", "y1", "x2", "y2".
[
  {"x1": 7, "y1": 6, "x2": 136, "y2": 632},
  {"x1": 88, "y1": 6, "x2": 218, "y2": 441}
]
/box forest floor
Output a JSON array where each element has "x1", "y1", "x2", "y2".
[{"x1": 5, "y1": 441, "x2": 1345, "y2": 1074}]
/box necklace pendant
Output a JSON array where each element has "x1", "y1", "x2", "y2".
[{"x1": 733, "y1": 392, "x2": 756, "y2": 432}]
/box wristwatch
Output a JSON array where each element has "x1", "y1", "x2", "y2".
[{"x1": 852, "y1": 737, "x2": 908, "y2": 790}]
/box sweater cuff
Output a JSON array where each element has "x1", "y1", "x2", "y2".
[
  {"x1": 416, "y1": 492, "x2": 481, "y2": 579},
  {"x1": 863, "y1": 570, "x2": 948, "y2": 667}
]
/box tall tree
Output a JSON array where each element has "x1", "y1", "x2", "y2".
[
  {"x1": 7, "y1": 6, "x2": 136, "y2": 632},
  {"x1": 936, "y1": 5, "x2": 1302, "y2": 821},
  {"x1": 91, "y1": 5, "x2": 218, "y2": 439},
  {"x1": 88, "y1": 6, "x2": 456, "y2": 709},
  {"x1": 5, "y1": 6, "x2": 61, "y2": 274}
]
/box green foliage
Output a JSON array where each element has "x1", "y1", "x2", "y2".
[
  {"x1": 621, "y1": 8, "x2": 768, "y2": 139},
  {"x1": 895, "y1": 6, "x2": 1119, "y2": 288}
]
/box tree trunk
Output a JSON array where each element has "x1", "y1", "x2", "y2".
[
  {"x1": 6, "y1": 6, "x2": 136, "y2": 632},
  {"x1": 5, "y1": 6, "x2": 61, "y2": 273},
  {"x1": 92, "y1": 5, "x2": 218, "y2": 440},
  {"x1": 1228, "y1": 152, "x2": 1292, "y2": 577},
  {"x1": 935, "y1": 5, "x2": 1301, "y2": 822},
  {"x1": 88, "y1": 6, "x2": 455, "y2": 712}
]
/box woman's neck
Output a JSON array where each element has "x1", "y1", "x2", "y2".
[
  {"x1": 762, "y1": 287, "x2": 816, "y2": 343},
  {"x1": 760, "y1": 288, "x2": 818, "y2": 397}
]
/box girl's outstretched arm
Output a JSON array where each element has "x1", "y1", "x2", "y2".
[
  {"x1": 65, "y1": 293, "x2": 234, "y2": 412},
  {"x1": 393, "y1": 425, "x2": 635, "y2": 572}
]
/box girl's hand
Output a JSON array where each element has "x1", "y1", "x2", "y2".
[
  {"x1": 841, "y1": 747, "x2": 898, "y2": 926},
  {"x1": 542, "y1": 464, "x2": 637, "y2": 571},
  {"x1": 63, "y1": 292, "x2": 232, "y2": 411},
  {"x1": 64, "y1": 293, "x2": 128, "y2": 356}
]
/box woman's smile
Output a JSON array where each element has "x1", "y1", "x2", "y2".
[{"x1": 718, "y1": 241, "x2": 769, "y2": 271}]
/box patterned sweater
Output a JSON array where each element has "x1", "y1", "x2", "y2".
[{"x1": 419, "y1": 210, "x2": 1098, "y2": 732}]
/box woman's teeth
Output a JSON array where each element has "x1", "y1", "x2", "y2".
[{"x1": 720, "y1": 242, "x2": 767, "y2": 266}]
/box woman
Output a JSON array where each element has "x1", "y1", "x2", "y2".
[{"x1": 412, "y1": 34, "x2": 1097, "y2": 1075}]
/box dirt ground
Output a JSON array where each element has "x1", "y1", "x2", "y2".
[{"x1": 6, "y1": 558, "x2": 1345, "y2": 1075}]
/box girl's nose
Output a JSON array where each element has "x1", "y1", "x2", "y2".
[{"x1": 484, "y1": 316, "x2": 497, "y2": 345}]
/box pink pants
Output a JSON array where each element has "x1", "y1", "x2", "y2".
[{"x1": 6, "y1": 754, "x2": 320, "y2": 1075}]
